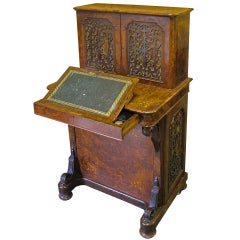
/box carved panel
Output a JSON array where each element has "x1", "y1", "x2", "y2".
[
  {"x1": 169, "y1": 109, "x2": 185, "y2": 186},
  {"x1": 84, "y1": 18, "x2": 115, "y2": 73},
  {"x1": 127, "y1": 21, "x2": 163, "y2": 82}
]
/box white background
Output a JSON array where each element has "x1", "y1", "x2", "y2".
[{"x1": 1, "y1": 0, "x2": 240, "y2": 239}]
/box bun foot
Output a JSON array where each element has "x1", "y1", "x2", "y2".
[
  {"x1": 140, "y1": 226, "x2": 156, "y2": 239},
  {"x1": 58, "y1": 179, "x2": 73, "y2": 201},
  {"x1": 59, "y1": 192, "x2": 73, "y2": 201}
]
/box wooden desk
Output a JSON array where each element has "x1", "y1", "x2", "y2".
[{"x1": 34, "y1": 4, "x2": 193, "y2": 238}]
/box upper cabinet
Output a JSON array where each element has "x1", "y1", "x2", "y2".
[{"x1": 75, "y1": 4, "x2": 193, "y2": 89}]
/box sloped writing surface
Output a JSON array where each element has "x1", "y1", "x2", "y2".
[
  {"x1": 47, "y1": 69, "x2": 133, "y2": 118},
  {"x1": 34, "y1": 67, "x2": 139, "y2": 139}
]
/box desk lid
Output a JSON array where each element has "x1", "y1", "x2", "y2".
[{"x1": 34, "y1": 67, "x2": 138, "y2": 124}]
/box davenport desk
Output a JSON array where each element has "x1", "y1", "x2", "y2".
[{"x1": 34, "y1": 4, "x2": 193, "y2": 238}]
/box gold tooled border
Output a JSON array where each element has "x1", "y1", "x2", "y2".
[{"x1": 47, "y1": 70, "x2": 132, "y2": 117}]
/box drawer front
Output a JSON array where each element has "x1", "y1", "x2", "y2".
[{"x1": 34, "y1": 99, "x2": 140, "y2": 141}]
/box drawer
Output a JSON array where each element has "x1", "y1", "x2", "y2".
[
  {"x1": 34, "y1": 101, "x2": 140, "y2": 140},
  {"x1": 34, "y1": 67, "x2": 140, "y2": 140}
]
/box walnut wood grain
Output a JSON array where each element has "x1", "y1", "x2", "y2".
[
  {"x1": 74, "y1": 4, "x2": 193, "y2": 16},
  {"x1": 34, "y1": 3, "x2": 193, "y2": 238}
]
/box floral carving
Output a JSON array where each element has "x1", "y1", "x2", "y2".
[
  {"x1": 127, "y1": 21, "x2": 163, "y2": 82},
  {"x1": 84, "y1": 18, "x2": 115, "y2": 73},
  {"x1": 169, "y1": 109, "x2": 185, "y2": 186}
]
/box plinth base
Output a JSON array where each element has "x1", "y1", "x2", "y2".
[{"x1": 58, "y1": 147, "x2": 188, "y2": 238}]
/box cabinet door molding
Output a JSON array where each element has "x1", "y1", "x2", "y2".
[{"x1": 76, "y1": 12, "x2": 121, "y2": 74}]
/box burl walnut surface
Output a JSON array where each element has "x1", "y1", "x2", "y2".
[{"x1": 34, "y1": 3, "x2": 193, "y2": 238}]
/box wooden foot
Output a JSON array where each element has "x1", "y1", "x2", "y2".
[
  {"x1": 58, "y1": 148, "x2": 82, "y2": 200},
  {"x1": 140, "y1": 226, "x2": 156, "y2": 239},
  {"x1": 178, "y1": 181, "x2": 187, "y2": 195},
  {"x1": 140, "y1": 172, "x2": 188, "y2": 238},
  {"x1": 139, "y1": 177, "x2": 159, "y2": 238},
  {"x1": 58, "y1": 174, "x2": 74, "y2": 200}
]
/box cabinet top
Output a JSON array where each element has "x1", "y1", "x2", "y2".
[{"x1": 74, "y1": 3, "x2": 193, "y2": 16}]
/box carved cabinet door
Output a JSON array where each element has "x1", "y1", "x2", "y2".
[
  {"x1": 121, "y1": 14, "x2": 173, "y2": 88},
  {"x1": 76, "y1": 12, "x2": 121, "y2": 74}
]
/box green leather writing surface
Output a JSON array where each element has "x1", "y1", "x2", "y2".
[{"x1": 47, "y1": 70, "x2": 132, "y2": 117}]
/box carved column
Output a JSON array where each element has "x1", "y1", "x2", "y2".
[{"x1": 140, "y1": 124, "x2": 161, "y2": 238}]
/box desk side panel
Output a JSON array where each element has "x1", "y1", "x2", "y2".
[
  {"x1": 75, "y1": 124, "x2": 154, "y2": 205},
  {"x1": 161, "y1": 95, "x2": 188, "y2": 202}
]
